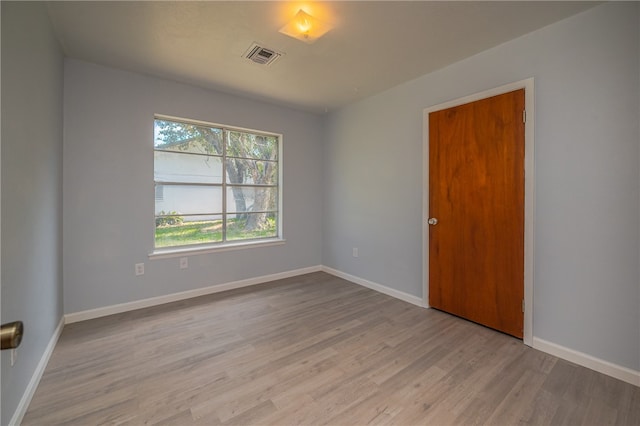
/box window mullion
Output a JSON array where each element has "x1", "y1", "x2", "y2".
[{"x1": 222, "y1": 130, "x2": 228, "y2": 242}]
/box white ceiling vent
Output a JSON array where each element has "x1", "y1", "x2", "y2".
[{"x1": 243, "y1": 43, "x2": 282, "y2": 66}]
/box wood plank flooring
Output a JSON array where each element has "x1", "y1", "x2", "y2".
[{"x1": 23, "y1": 272, "x2": 640, "y2": 425}]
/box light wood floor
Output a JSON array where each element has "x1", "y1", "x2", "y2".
[{"x1": 23, "y1": 272, "x2": 639, "y2": 425}]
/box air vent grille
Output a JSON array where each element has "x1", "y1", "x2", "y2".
[{"x1": 243, "y1": 43, "x2": 282, "y2": 66}]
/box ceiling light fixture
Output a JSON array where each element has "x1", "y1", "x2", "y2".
[{"x1": 278, "y1": 9, "x2": 332, "y2": 44}]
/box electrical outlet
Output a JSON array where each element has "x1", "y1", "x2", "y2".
[
  {"x1": 135, "y1": 263, "x2": 145, "y2": 276},
  {"x1": 352, "y1": 248, "x2": 359, "y2": 258},
  {"x1": 179, "y1": 257, "x2": 188, "y2": 269}
]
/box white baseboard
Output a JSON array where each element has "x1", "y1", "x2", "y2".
[
  {"x1": 62, "y1": 265, "x2": 639, "y2": 390},
  {"x1": 9, "y1": 316, "x2": 65, "y2": 426},
  {"x1": 65, "y1": 265, "x2": 323, "y2": 324},
  {"x1": 321, "y1": 267, "x2": 639, "y2": 388},
  {"x1": 533, "y1": 337, "x2": 640, "y2": 387},
  {"x1": 321, "y1": 266, "x2": 425, "y2": 308}
]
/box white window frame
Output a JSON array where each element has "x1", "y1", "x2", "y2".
[{"x1": 150, "y1": 115, "x2": 284, "y2": 259}]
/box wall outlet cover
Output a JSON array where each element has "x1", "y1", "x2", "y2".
[
  {"x1": 135, "y1": 263, "x2": 145, "y2": 276},
  {"x1": 180, "y1": 257, "x2": 188, "y2": 269}
]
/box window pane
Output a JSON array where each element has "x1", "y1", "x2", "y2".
[
  {"x1": 225, "y1": 158, "x2": 277, "y2": 185},
  {"x1": 155, "y1": 185, "x2": 222, "y2": 215},
  {"x1": 227, "y1": 186, "x2": 277, "y2": 213},
  {"x1": 155, "y1": 151, "x2": 223, "y2": 184},
  {"x1": 155, "y1": 215, "x2": 223, "y2": 247},
  {"x1": 154, "y1": 118, "x2": 280, "y2": 249},
  {"x1": 154, "y1": 120, "x2": 223, "y2": 155},
  {"x1": 227, "y1": 213, "x2": 278, "y2": 241},
  {"x1": 227, "y1": 131, "x2": 278, "y2": 161}
]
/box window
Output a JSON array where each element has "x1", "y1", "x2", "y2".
[
  {"x1": 154, "y1": 185, "x2": 164, "y2": 201},
  {"x1": 154, "y1": 116, "x2": 280, "y2": 249}
]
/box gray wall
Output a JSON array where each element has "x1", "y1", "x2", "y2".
[
  {"x1": 1, "y1": 2, "x2": 64, "y2": 425},
  {"x1": 323, "y1": 2, "x2": 640, "y2": 371},
  {"x1": 63, "y1": 60, "x2": 324, "y2": 314}
]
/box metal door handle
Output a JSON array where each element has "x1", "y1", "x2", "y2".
[
  {"x1": 1, "y1": 321, "x2": 24, "y2": 350},
  {"x1": 428, "y1": 218, "x2": 438, "y2": 225}
]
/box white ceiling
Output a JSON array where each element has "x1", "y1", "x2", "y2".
[{"x1": 47, "y1": 1, "x2": 598, "y2": 114}]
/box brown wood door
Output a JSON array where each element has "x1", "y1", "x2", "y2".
[{"x1": 429, "y1": 89, "x2": 525, "y2": 338}]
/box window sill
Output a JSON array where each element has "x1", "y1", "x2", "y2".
[{"x1": 149, "y1": 238, "x2": 286, "y2": 260}]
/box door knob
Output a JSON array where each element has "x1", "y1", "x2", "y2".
[
  {"x1": 428, "y1": 218, "x2": 438, "y2": 225},
  {"x1": 1, "y1": 321, "x2": 24, "y2": 350}
]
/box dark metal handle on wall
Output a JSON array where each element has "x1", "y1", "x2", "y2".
[{"x1": 1, "y1": 321, "x2": 24, "y2": 350}]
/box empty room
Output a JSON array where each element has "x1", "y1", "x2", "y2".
[{"x1": 1, "y1": 1, "x2": 639, "y2": 425}]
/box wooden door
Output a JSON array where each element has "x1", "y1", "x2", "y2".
[{"x1": 428, "y1": 89, "x2": 525, "y2": 338}]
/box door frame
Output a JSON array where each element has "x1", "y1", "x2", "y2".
[{"x1": 422, "y1": 78, "x2": 535, "y2": 346}]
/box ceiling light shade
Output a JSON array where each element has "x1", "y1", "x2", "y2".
[{"x1": 279, "y1": 9, "x2": 332, "y2": 44}]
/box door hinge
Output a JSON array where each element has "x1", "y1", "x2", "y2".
[
  {"x1": 522, "y1": 299, "x2": 525, "y2": 313},
  {"x1": 522, "y1": 110, "x2": 526, "y2": 123}
]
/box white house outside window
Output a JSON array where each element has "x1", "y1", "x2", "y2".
[{"x1": 154, "y1": 116, "x2": 281, "y2": 249}]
